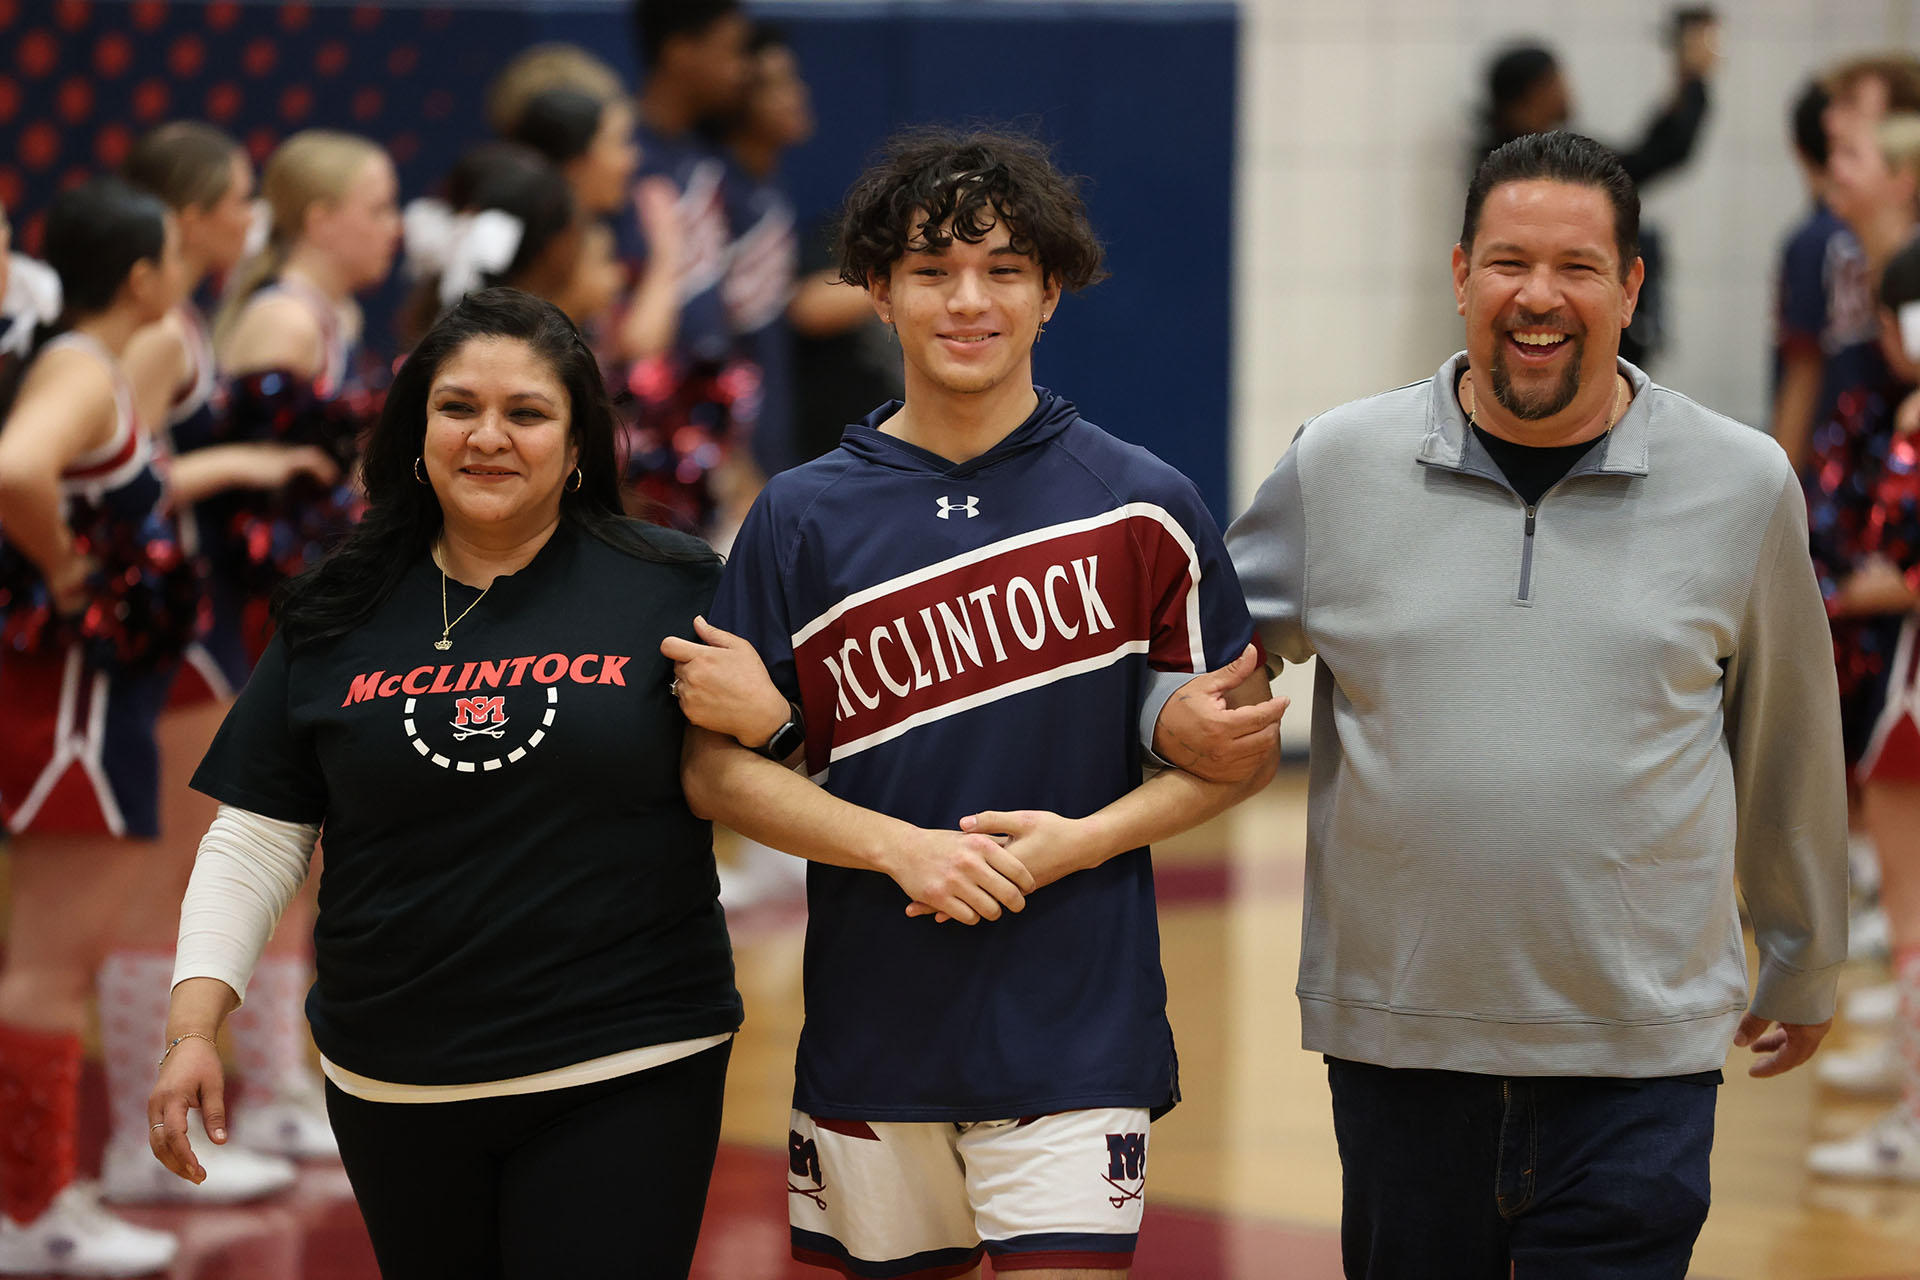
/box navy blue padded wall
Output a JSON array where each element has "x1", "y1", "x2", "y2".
[{"x1": 2, "y1": 1, "x2": 1237, "y2": 521}]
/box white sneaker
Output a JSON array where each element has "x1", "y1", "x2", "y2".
[
  {"x1": 1844, "y1": 982, "x2": 1902, "y2": 1028},
  {"x1": 1850, "y1": 904, "x2": 1891, "y2": 962},
  {"x1": 1808, "y1": 1109, "x2": 1920, "y2": 1182},
  {"x1": 0, "y1": 1182, "x2": 177, "y2": 1276},
  {"x1": 1815, "y1": 1039, "x2": 1903, "y2": 1094},
  {"x1": 101, "y1": 1113, "x2": 296, "y2": 1204},
  {"x1": 233, "y1": 1073, "x2": 339, "y2": 1160}
]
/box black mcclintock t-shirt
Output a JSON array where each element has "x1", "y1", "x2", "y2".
[{"x1": 193, "y1": 520, "x2": 743, "y2": 1086}]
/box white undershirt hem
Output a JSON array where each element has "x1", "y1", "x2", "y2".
[{"x1": 319, "y1": 1032, "x2": 733, "y2": 1104}]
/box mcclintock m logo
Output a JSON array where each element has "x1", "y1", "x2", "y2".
[{"x1": 452, "y1": 695, "x2": 508, "y2": 739}]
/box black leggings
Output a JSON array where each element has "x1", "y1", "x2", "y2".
[{"x1": 325, "y1": 1040, "x2": 732, "y2": 1280}]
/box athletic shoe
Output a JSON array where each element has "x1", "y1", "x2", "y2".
[
  {"x1": 1849, "y1": 904, "x2": 1890, "y2": 962},
  {"x1": 0, "y1": 1182, "x2": 177, "y2": 1276},
  {"x1": 101, "y1": 1114, "x2": 296, "y2": 1205},
  {"x1": 1844, "y1": 981, "x2": 1901, "y2": 1028},
  {"x1": 1814, "y1": 1039, "x2": 1902, "y2": 1095},
  {"x1": 232, "y1": 1072, "x2": 339, "y2": 1160},
  {"x1": 1807, "y1": 1109, "x2": 1920, "y2": 1183}
]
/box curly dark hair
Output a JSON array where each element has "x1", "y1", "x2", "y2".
[{"x1": 834, "y1": 126, "x2": 1107, "y2": 292}]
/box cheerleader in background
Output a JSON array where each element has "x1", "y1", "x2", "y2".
[
  {"x1": 1810, "y1": 234, "x2": 1920, "y2": 1184},
  {"x1": 1811, "y1": 113, "x2": 1920, "y2": 1097},
  {"x1": 106, "y1": 122, "x2": 346, "y2": 1205},
  {"x1": 508, "y1": 86, "x2": 680, "y2": 365},
  {"x1": 189, "y1": 128, "x2": 400, "y2": 1174},
  {"x1": 401, "y1": 142, "x2": 594, "y2": 345},
  {"x1": 500, "y1": 82, "x2": 718, "y2": 534},
  {"x1": 0, "y1": 177, "x2": 194, "y2": 1277},
  {"x1": 477, "y1": 43, "x2": 722, "y2": 537}
]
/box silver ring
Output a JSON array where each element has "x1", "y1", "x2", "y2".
[
  {"x1": 150, "y1": 1123, "x2": 166, "y2": 1131},
  {"x1": 669, "y1": 679, "x2": 680, "y2": 697}
]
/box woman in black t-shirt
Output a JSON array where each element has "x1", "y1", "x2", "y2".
[{"x1": 147, "y1": 289, "x2": 757, "y2": 1279}]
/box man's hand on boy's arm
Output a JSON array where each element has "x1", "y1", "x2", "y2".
[
  {"x1": 662, "y1": 616, "x2": 795, "y2": 752},
  {"x1": 909, "y1": 657, "x2": 1285, "y2": 920},
  {"x1": 1151, "y1": 643, "x2": 1290, "y2": 783}
]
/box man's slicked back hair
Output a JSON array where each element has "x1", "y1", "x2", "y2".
[
  {"x1": 835, "y1": 126, "x2": 1107, "y2": 293},
  {"x1": 1461, "y1": 130, "x2": 1640, "y2": 277}
]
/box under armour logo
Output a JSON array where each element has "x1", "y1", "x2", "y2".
[
  {"x1": 451, "y1": 695, "x2": 509, "y2": 740},
  {"x1": 936, "y1": 495, "x2": 979, "y2": 519}
]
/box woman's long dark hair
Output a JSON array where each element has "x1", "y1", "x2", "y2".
[
  {"x1": 0, "y1": 176, "x2": 167, "y2": 419},
  {"x1": 275, "y1": 287, "x2": 713, "y2": 648}
]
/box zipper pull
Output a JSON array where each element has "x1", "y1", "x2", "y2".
[{"x1": 1525, "y1": 505, "x2": 1537, "y2": 536}]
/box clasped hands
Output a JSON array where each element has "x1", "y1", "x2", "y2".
[
  {"x1": 889, "y1": 808, "x2": 1098, "y2": 926},
  {"x1": 661, "y1": 615, "x2": 1139, "y2": 925}
]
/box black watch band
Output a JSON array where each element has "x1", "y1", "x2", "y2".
[{"x1": 755, "y1": 702, "x2": 805, "y2": 760}]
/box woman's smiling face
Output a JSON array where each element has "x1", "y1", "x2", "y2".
[{"x1": 421, "y1": 335, "x2": 578, "y2": 542}]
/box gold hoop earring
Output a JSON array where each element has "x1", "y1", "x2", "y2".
[
  {"x1": 414, "y1": 456, "x2": 429, "y2": 485},
  {"x1": 566, "y1": 467, "x2": 583, "y2": 494}
]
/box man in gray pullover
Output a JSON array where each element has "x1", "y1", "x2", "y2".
[{"x1": 1150, "y1": 132, "x2": 1848, "y2": 1276}]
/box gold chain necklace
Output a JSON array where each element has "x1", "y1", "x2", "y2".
[
  {"x1": 433, "y1": 543, "x2": 489, "y2": 652},
  {"x1": 1464, "y1": 370, "x2": 1628, "y2": 437}
]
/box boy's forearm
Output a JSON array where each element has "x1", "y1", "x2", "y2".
[{"x1": 682, "y1": 726, "x2": 910, "y2": 875}]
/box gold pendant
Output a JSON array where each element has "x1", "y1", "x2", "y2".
[{"x1": 434, "y1": 638, "x2": 452, "y2": 651}]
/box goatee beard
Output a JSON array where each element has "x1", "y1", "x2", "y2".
[{"x1": 1490, "y1": 333, "x2": 1584, "y2": 421}]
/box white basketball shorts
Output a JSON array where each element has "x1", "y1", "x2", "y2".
[{"x1": 786, "y1": 1106, "x2": 1150, "y2": 1277}]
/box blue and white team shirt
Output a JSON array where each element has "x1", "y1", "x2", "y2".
[
  {"x1": 711, "y1": 390, "x2": 1255, "y2": 1122},
  {"x1": 719, "y1": 162, "x2": 798, "y2": 475},
  {"x1": 624, "y1": 125, "x2": 734, "y2": 367}
]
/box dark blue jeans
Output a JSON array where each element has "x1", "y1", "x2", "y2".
[{"x1": 1327, "y1": 1057, "x2": 1717, "y2": 1280}]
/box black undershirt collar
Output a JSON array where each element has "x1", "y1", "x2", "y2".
[{"x1": 1471, "y1": 424, "x2": 1609, "y2": 507}]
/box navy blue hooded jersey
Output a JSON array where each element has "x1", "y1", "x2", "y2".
[{"x1": 710, "y1": 390, "x2": 1255, "y2": 1121}]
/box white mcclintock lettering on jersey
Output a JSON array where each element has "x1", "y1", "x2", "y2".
[{"x1": 935, "y1": 496, "x2": 979, "y2": 520}]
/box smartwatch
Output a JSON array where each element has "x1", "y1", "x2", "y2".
[{"x1": 755, "y1": 701, "x2": 806, "y2": 760}]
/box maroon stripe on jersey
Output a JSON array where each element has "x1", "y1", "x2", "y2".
[
  {"x1": 811, "y1": 1117, "x2": 882, "y2": 1140},
  {"x1": 792, "y1": 513, "x2": 1200, "y2": 770}
]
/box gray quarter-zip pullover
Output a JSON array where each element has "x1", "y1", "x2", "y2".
[{"x1": 1224, "y1": 353, "x2": 1848, "y2": 1077}]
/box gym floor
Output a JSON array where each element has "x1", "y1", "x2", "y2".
[{"x1": 28, "y1": 768, "x2": 1920, "y2": 1279}]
